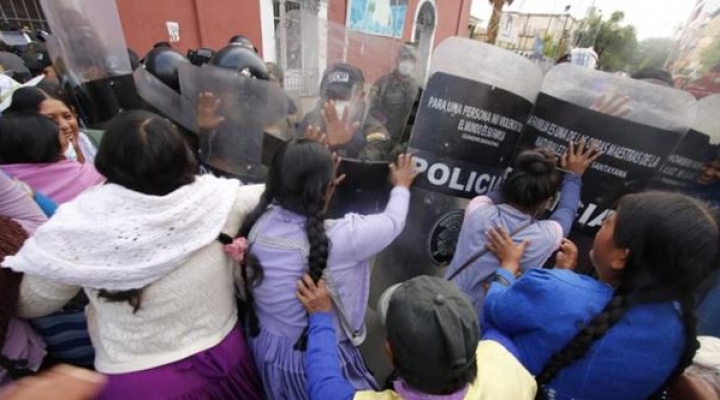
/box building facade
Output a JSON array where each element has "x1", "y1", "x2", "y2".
[
  {"x1": 668, "y1": 0, "x2": 720, "y2": 77},
  {"x1": 496, "y1": 11, "x2": 579, "y2": 57},
  {"x1": 34, "y1": 0, "x2": 471, "y2": 65}
]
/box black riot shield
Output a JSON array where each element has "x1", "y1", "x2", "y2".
[
  {"x1": 371, "y1": 36, "x2": 544, "y2": 306},
  {"x1": 516, "y1": 64, "x2": 696, "y2": 273}
]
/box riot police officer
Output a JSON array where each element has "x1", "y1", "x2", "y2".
[
  {"x1": 368, "y1": 44, "x2": 420, "y2": 143},
  {"x1": 298, "y1": 63, "x2": 390, "y2": 161}
]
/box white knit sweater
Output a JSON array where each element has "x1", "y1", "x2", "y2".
[{"x1": 17, "y1": 184, "x2": 265, "y2": 374}]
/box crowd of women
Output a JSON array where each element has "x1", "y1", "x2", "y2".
[{"x1": 0, "y1": 37, "x2": 718, "y2": 400}]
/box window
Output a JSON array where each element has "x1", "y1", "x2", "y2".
[
  {"x1": 0, "y1": 0, "x2": 47, "y2": 31},
  {"x1": 273, "y1": 0, "x2": 301, "y2": 33}
]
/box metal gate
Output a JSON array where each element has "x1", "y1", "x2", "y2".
[{"x1": 0, "y1": 0, "x2": 47, "y2": 31}]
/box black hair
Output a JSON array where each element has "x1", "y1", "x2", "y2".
[
  {"x1": 6, "y1": 86, "x2": 50, "y2": 114},
  {"x1": 95, "y1": 110, "x2": 197, "y2": 312},
  {"x1": 236, "y1": 139, "x2": 334, "y2": 343},
  {"x1": 0, "y1": 112, "x2": 61, "y2": 164},
  {"x1": 502, "y1": 150, "x2": 561, "y2": 214},
  {"x1": 536, "y1": 192, "x2": 720, "y2": 398},
  {"x1": 7, "y1": 86, "x2": 75, "y2": 117},
  {"x1": 95, "y1": 110, "x2": 196, "y2": 196}
]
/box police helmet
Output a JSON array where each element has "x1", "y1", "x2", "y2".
[{"x1": 209, "y1": 45, "x2": 269, "y2": 80}]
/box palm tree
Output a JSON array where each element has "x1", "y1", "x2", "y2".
[{"x1": 486, "y1": 0, "x2": 514, "y2": 44}]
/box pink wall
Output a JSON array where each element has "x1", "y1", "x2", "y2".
[
  {"x1": 115, "y1": 0, "x2": 471, "y2": 61},
  {"x1": 116, "y1": 0, "x2": 264, "y2": 58}
]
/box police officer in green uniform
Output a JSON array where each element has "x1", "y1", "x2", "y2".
[
  {"x1": 368, "y1": 44, "x2": 420, "y2": 144},
  {"x1": 298, "y1": 63, "x2": 390, "y2": 161}
]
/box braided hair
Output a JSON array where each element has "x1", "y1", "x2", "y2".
[
  {"x1": 236, "y1": 139, "x2": 334, "y2": 344},
  {"x1": 0, "y1": 216, "x2": 33, "y2": 379},
  {"x1": 503, "y1": 150, "x2": 561, "y2": 215},
  {"x1": 536, "y1": 192, "x2": 720, "y2": 399}
]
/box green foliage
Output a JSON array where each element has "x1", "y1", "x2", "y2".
[
  {"x1": 702, "y1": 35, "x2": 720, "y2": 72},
  {"x1": 543, "y1": 33, "x2": 559, "y2": 59},
  {"x1": 575, "y1": 11, "x2": 639, "y2": 72},
  {"x1": 633, "y1": 38, "x2": 674, "y2": 72}
]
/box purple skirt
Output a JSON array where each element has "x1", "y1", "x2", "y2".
[
  {"x1": 249, "y1": 327, "x2": 378, "y2": 400},
  {"x1": 97, "y1": 326, "x2": 264, "y2": 400}
]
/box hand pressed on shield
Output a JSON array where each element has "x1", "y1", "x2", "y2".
[
  {"x1": 555, "y1": 238, "x2": 578, "y2": 271},
  {"x1": 322, "y1": 101, "x2": 360, "y2": 148},
  {"x1": 324, "y1": 153, "x2": 346, "y2": 206},
  {"x1": 590, "y1": 92, "x2": 631, "y2": 118},
  {"x1": 390, "y1": 153, "x2": 419, "y2": 189},
  {"x1": 297, "y1": 274, "x2": 332, "y2": 314},
  {"x1": 486, "y1": 226, "x2": 528, "y2": 276},
  {"x1": 561, "y1": 138, "x2": 602, "y2": 176},
  {"x1": 196, "y1": 92, "x2": 226, "y2": 131}
]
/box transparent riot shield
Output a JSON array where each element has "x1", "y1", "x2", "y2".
[
  {"x1": 179, "y1": 63, "x2": 288, "y2": 184},
  {"x1": 40, "y1": 0, "x2": 140, "y2": 127},
  {"x1": 133, "y1": 67, "x2": 197, "y2": 134},
  {"x1": 514, "y1": 64, "x2": 696, "y2": 273},
  {"x1": 360, "y1": 37, "x2": 543, "y2": 381},
  {"x1": 372, "y1": 36, "x2": 543, "y2": 303},
  {"x1": 279, "y1": 12, "x2": 421, "y2": 217},
  {"x1": 652, "y1": 94, "x2": 720, "y2": 191}
]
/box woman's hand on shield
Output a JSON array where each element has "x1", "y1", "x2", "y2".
[
  {"x1": 486, "y1": 226, "x2": 528, "y2": 276},
  {"x1": 197, "y1": 92, "x2": 226, "y2": 131},
  {"x1": 390, "y1": 153, "x2": 418, "y2": 188},
  {"x1": 561, "y1": 138, "x2": 602, "y2": 176},
  {"x1": 590, "y1": 91, "x2": 631, "y2": 118},
  {"x1": 322, "y1": 101, "x2": 360, "y2": 148},
  {"x1": 324, "y1": 153, "x2": 346, "y2": 205}
]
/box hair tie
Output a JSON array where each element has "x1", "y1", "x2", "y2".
[{"x1": 223, "y1": 237, "x2": 249, "y2": 263}]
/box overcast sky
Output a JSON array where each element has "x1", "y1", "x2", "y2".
[{"x1": 471, "y1": 0, "x2": 697, "y2": 39}]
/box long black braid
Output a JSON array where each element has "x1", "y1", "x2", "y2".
[
  {"x1": 535, "y1": 192, "x2": 719, "y2": 399},
  {"x1": 535, "y1": 289, "x2": 630, "y2": 390},
  {"x1": 293, "y1": 195, "x2": 330, "y2": 351},
  {"x1": 229, "y1": 139, "x2": 334, "y2": 347}
]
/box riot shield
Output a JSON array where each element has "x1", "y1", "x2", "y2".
[
  {"x1": 514, "y1": 64, "x2": 696, "y2": 273},
  {"x1": 280, "y1": 12, "x2": 421, "y2": 217},
  {"x1": 133, "y1": 67, "x2": 197, "y2": 134},
  {"x1": 518, "y1": 64, "x2": 696, "y2": 233},
  {"x1": 652, "y1": 94, "x2": 720, "y2": 191},
  {"x1": 372, "y1": 36, "x2": 543, "y2": 301},
  {"x1": 179, "y1": 63, "x2": 288, "y2": 184},
  {"x1": 40, "y1": 0, "x2": 140, "y2": 127}
]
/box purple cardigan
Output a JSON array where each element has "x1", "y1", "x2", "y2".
[{"x1": 0, "y1": 173, "x2": 46, "y2": 234}]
